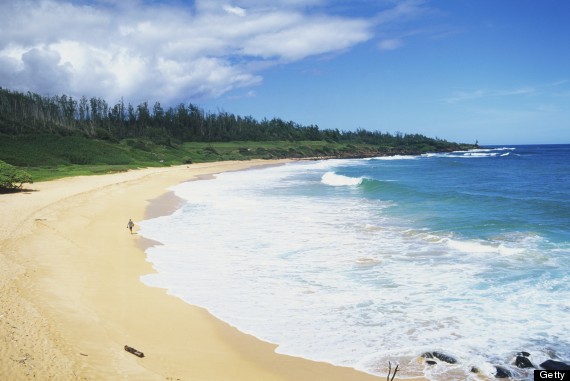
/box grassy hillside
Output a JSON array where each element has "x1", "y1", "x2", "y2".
[
  {"x1": 0, "y1": 134, "x2": 474, "y2": 182},
  {"x1": 0, "y1": 135, "x2": 368, "y2": 181}
]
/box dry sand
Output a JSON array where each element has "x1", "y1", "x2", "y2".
[{"x1": 0, "y1": 160, "x2": 395, "y2": 380}]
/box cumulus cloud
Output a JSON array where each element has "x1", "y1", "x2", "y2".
[{"x1": 0, "y1": 0, "x2": 394, "y2": 104}]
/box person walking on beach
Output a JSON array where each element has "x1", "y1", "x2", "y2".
[{"x1": 127, "y1": 218, "x2": 135, "y2": 234}]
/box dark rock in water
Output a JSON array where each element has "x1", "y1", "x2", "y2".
[
  {"x1": 420, "y1": 351, "x2": 458, "y2": 365},
  {"x1": 515, "y1": 355, "x2": 535, "y2": 368},
  {"x1": 470, "y1": 366, "x2": 479, "y2": 373},
  {"x1": 494, "y1": 366, "x2": 512, "y2": 378},
  {"x1": 540, "y1": 360, "x2": 570, "y2": 370},
  {"x1": 517, "y1": 351, "x2": 531, "y2": 357},
  {"x1": 432, "y1": 351, "x2": 458, "y2": 364}
]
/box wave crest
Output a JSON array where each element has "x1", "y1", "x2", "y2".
[
  {"x1": 321, "y1": 172, "x2": 363, "y2": 186},
  {"x1": 423, "y1": 147, "x2": 516, "y2": 159}
]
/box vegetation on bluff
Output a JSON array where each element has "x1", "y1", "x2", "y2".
[{"x1": 0, "y1": 87, "x2": 476, "y2": 184}]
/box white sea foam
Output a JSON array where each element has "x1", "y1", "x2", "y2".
[
  {"x1": 371, "y1": 155, "x2": 418, "y2": 160},
  {"x1": 423, "y1": 147, "x2": 516, "y2": 159},
  {"x1": 424, "y1": 152, "x2": 498, "y2": 159},
  {"x1": 321, "y1": 171, "x2": 363, "y2": 186},
  {"x1": 139, "y1": 160, "x2": 570, "y2": 380},
  {"x1": 454, "y1": 147, "x2": 516, "y2": 154},
  {"x1": 445, "y1": 238, "x2": 497, "y2": 253},
  {"x1": 465, "y1": 152, "x2": 499, "y2": 157}
]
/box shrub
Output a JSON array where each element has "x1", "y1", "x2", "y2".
[
  {"x1": 204, "y1": 146, "x2": 219, "y2": 154},
  {"x1": 126, "y1": 139, "x2": 151, "y2": 152},
  {"x1": 0, "y1": 160, "x2": 33, "y2": 190}
]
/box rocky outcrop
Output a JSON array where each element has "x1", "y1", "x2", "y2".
[
  {"x1": 494, "y1": 365, "x2": 512, "y2": 378},
  {"x1": 514, "y1": 351, "x2": 535, "y2": 369},
  {"x1": 421, "y1": 351, "x2": 457, "y2": 365},
  {"x1": 540, "y1": 360, "x2": 570, "y2": 370},
  {"x1": 419, "y1": 348, "x2": 570, "y2": 378}
]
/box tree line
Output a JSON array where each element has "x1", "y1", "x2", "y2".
[{"x1": 0, "y1": 87, "x2": 460, "y2": 150}]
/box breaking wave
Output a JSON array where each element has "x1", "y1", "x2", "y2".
[{"x1": 321, "y1": 171, "x2": 364, "y2": 186}]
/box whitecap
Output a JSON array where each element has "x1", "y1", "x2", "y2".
[
  {"x1": 371, "y1": 155, "x2": 418, "y2": 160},
  {"x1": 321, "y1": 171, "x2": 364, "y2": 186},
  {"x1": 423, "y1": 147, "x2": 516, "y2": 159},
  {"x1": 445, "y1": 238, "x2": 497, "y2": 253}
]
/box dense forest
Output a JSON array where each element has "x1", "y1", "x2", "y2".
[{"x1": 0, "y1": 87, "x2": 467, "y2": 150}]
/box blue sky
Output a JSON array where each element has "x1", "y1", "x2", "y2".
[{"x1": 1, "y1": 0, "x2": 569, "y2": 144}]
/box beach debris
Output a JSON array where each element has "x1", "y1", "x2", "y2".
[
  {"x1": 124, "y1": 345, "x2": 145, "y2": 358},
  {"x1": 80, "y1": 353, "x2": 88, "y2": 357},
  {"x1": 494, "y1": 365, "x2": 512, "y2": 378},
  {"x1": 386, "y1": 361, "x2": 399, "y2": 381},
  {"x1": 540, "y1": 359, "x2": 570, "y2": 370}
]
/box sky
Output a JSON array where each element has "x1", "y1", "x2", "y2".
[{"x1": 1, "y1": 0, "x2": 569, "y2": 144}]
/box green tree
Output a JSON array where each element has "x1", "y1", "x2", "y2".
[{"x1": 0, "y1": 160, "x2": 33, "y2": 190}]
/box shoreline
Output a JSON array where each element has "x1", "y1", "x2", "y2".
[{"x1": 0, "y1": 160, "x2": 396, "y2": 380}]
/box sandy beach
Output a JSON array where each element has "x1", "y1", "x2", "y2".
[{"x1": 0, "y1": 160, "x2": 390, "y2": 380}]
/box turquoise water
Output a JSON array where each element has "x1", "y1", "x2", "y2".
[
  {"x1": 139, "y1": 145, "x2": 570, "y2": 380},
  {"x1": 349, "y1": 146, "x2": 569, "y2": 242}
]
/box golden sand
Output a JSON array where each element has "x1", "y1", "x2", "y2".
[{"x1": 0, "y1": 160, "x2": 396, "y2": 380}]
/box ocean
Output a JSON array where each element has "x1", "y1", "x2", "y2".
[{"x1": 138, "y1": 144, "x2": 570, "y2": 380}]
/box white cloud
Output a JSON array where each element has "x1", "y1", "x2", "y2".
[
  {"x1": 444, "y1": 89, "x2": 488, "y2": 103},
  {"x1": 372, "y1": 0, "x2": 451, "y2": 52},
  {"x1": 243, "y1": 16, "x2": 370, "y2": 60},
  {"x1": 227, "y1": 90, "x2": 256, "y2": 100},
  {"x1": 223, "y1": 4, "x2": 247, "y2": 17},
  {"x1": 443, "y1": 87, "x2": 537, "y2": 104},
  {"x1": 378, "y1": 38, "x2": 404, "y2": 51},
  {"x1": 0, "y1": 0, "x2": 421, "y2": 105},
  {"x1": 374, "y1": 0, "x2": 431, "y2": 25}
]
